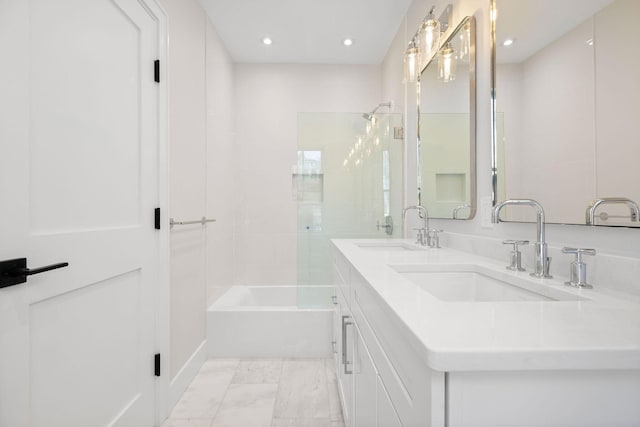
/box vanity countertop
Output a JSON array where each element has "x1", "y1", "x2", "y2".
[{"x1": 331, "y1": 238, "x2": 640, "y2": 372}]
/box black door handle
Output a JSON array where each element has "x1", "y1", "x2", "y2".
[{"x1": 0, "y1": 258, "x2": 69, "y2": 289}]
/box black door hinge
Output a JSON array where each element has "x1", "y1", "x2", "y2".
[
  {"x1": 154, "y1": 353, "x2": 161, "y2": 376},
  {"x1": 154, "y1": 59, "x2": 160, "y2": 83},
  {"x1": 154, "y1": 208, "x2": 161, "y2": 230}
]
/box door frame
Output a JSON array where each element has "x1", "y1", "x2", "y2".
[{"x1": 139, "y1": 0, "x2": 170, "y2": 424}]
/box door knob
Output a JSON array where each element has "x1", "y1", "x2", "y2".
[{"x1": 0, "y1": 258, "x2": 69, "y2": 288}]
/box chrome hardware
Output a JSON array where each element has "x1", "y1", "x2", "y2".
[
  {"x1": 341, "y1": 315, "x2": 353, "y2": 375},
  {"x1": 502, "y1": 240, "x2": 529, "y2": 271},
  {"x1": 169, "y1": 216, "x2": 216, "y2": 227},
  {"x1": 452, "y1": 204, "x2": 471, "y2": 219},
  {"x1": 586, "y1": 198, "x2": 640, "y2": 225},
  {"x1": 428, "y1": 229, "x2": 444, "y2": 248},
  {"x1": 493, "y1": 199, "x2": 552, "y2": 278},
  {"x1": 562, "y1": 247, "x2": 596, "y2": 289},
  {"x1": 403, "y1": 205, "x2": 430, "y2": 246},
  {"x1": 331, "y1": 295, "x2": 338, "y2": 305},
  {"x1": 412, "y1": 228, "x2": 428, "y2": 246},
  {"x1": 332, "y1": 340, "x2": 337, "y2": 354},
  {"x1": 376, "y1": 215, "x2": 394, "y2": 235}
]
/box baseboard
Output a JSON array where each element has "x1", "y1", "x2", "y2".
[{"x1": 167, "y1": 340, "x2": 207, "y2": 414}]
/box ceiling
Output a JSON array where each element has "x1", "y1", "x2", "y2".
[{"x1": 197, "y1": 0, "x2": 414, "y2": 64}]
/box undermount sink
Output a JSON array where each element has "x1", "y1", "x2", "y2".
[
  {"x1": 357, "y1": 242, "x2": 423, "y2": 251},
  {"x1": 391, "y1": 264, "x2": 586, "y2": 302}
]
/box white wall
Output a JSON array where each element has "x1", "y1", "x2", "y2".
[
  {"x1": 159, "y1": 0, "x2": 235, "y2": 382},
  {"x1": 385, "y1": 0, "x2": 640, "y2": 296},
  {"x1": 161, "y1": 0, "x2": 207, "y2": 380},
  {"x1": 233, "y1": 64, "x2": 382, "y2": 286},
  {"x1": 205, "y1": 20, "x2": 236, "y2": 305}
]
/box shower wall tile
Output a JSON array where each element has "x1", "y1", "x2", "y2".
[{"x1": 232, "y1": 64, "x2": 382, "y2": 286}]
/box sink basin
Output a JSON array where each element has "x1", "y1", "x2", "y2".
[
  {"x1": 391, "y1": 264, "x2": 585, "y2": 302},
  {"x1": 357, "y1": 242, "x2": 423, "y2": 251}
]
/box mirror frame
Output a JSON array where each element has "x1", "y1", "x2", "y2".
[
  {"x1": 489, "y1": 0, "x2": 639, "y2": 228},
  {"x1": 417, "y1": 16, "x2": 477, "y2": 220},
  {"x1": 490, "y1": 0, "x2": 498, "y2": 210}
]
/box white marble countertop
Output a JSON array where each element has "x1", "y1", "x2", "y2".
[{"x1": 332, "y1": 238, "x2": 640, "y2": 372}]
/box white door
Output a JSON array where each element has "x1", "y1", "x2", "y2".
[{"x1": 0, "y1": 0, "x2": 162, "y2": 425}]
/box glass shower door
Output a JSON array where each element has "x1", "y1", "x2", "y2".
[{"x1": 296, "y1": 112, "x2": 403, "y2": 307}]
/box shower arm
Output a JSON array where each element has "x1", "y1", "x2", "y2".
[{"x1": 364, "y1": 101, "x2": 394, "y2": 120}]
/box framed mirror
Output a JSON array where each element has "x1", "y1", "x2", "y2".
[
  {"x1": 418, "y1": 16, "x2": 476, "y2": 220},
  {"x1": 493, "y1": 0, "x2": 640, "y2": 227}
]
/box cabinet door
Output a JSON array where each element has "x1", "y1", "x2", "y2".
[
  {"x1": 377, "y1": 376, "x2": 403, "y2": 427},
  {"x1": 335, "y1": 292, "x2": 354, "y2": 426},
  {"x1": 354, "y1": 324, "x2": 378, "y2": 427}
]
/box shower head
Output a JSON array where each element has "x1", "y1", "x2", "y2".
[{"x1": 363, "y1": 101, "x2": 393, "y2": 121}]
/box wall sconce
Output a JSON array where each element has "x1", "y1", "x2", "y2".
[
  {"x1": 404, "y1": 4, "x2": 453, "y2": 84},
  {"x1": 419, "y1": 7, "x2": 441, "y2": 68},
  {"x1": 404, "y1": 39, "x2": 420, "y2": 83},
  {"x1": 438, "y1": 42, "x2": 456, "y2": 82}
]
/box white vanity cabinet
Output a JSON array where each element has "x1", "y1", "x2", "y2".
[
  {"x1": 332, "y1": 239, "x2": 640, "y2": 427},
  {"x1": 333, "y1": 250, "x2": 445, "y2": 427}
]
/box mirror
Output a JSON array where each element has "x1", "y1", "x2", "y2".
[
  {"x1": 418, "y1": 17, "x2": 476, "y2": 220},
  {"x1": 493, "y1": 0, "x2": 640, "y2": 227}
]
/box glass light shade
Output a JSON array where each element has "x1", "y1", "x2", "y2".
[
  {"x1": 438, "y1": 43, "x2": 456, "y2": 82},
  {"x1": 458, "y1": 22, "x2": 471, "y2": 63},
  {"x1": 404, "y1": 45, "x2": 420, "y2": 83},
  {"x1": 420, "y1": 17, "x2": 441, "y2": 67}
]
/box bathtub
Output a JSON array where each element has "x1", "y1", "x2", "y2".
[{"x1": 207, "y1": 286, "x2": 334, "y2": 358}]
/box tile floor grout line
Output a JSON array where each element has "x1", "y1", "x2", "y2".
[
  {"x1": 269, "y1": 358, "x2": 287, "y2": 425},
  {"x1": 208, "y1": 360, "x2": 238, "y2": 426}
]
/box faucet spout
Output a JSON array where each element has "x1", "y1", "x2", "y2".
[
  {"x1": 586, "y1": 197, "x2": 640, "y2": 225},
  {"x1": 493, "y1": 199, "x2": 551, "y2": 278},
  {"x1": 403, "y1": 205, "x2": 429, "y2": 246}
]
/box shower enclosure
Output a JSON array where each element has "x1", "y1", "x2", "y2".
[{"x1": 296, "y1": 112, "x2": 404, "y2": 307}]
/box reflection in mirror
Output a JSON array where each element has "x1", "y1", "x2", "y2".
[
  {"x1": 494, "y1": 0, "x2": 640, "y2": 227},
  {"x1": 418, "y1": 17, "x2": 476, "y2": 220}
]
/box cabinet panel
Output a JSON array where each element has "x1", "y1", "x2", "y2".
[
  {"x1": 333, "y1": 249, "x2": 351, "y2": 303},
  {"x1": 335, "y1": 290, "x2": 354, "y2": 427},
  {"x1": 377, "y1": 376, "x2": 403, "y2": 427},
  {"x1": 354, "y1": 324, "x2": 377, "y2": 427},
  {"x1": 448, "y1": 370, "x2": 640, "y2": 427}
]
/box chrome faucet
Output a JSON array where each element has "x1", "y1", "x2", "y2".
[
  {"x1": 452, "y1": 204, "x2": 471, "y2": 220},
  {"x1": 586, "y1": 198, "x2": 640, "y2": 225},
  {"x1": 403, "y1": 205, "x2": 429, "y2": 246},
  {"x1": 492, "y1": 199, "x2": 552, "y2": 278}
]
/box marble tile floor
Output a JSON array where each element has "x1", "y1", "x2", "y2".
[{"x1": 162, "y1": 358, "x2": 345, "y2": 427}]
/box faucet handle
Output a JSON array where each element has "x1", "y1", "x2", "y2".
[
  {"x1": 428, "y1": 229, "x2": 444, "y2": 248},
  {"x1": 561, "y1": 247, "x2": 596, "y2": 262},
  {"x1": 562, "y1": 247, "x2": 596, "y2": 289},
  {"x1": 412, "y1": 228, "x2": 427, "y2": 246},
  {"x1": 502, "y1": 240, "x2": 529, "y2": 271},
  {"x1": 502, "y1": 240, "x2": 529, "y2": 250}
]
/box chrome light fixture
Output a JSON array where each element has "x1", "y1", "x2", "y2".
[
  {"x1": 419, "y1": 7, "x2": 441, "y2": 67},
  {"x1": 438, "y1": 42, "x2": 456, "y2": 82},
  {"x1": 404, "y1": 4, "x2": 453, "y2": 84}
]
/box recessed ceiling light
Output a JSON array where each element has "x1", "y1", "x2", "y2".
[
  {"x1": 343, "y1": 38, "x2": 353, "y2": 46},
  {"x1": 262, "y1": 37, "x2": 272, "y2": 46},
  {"x1": 502, "y1": 38, "x2": 515, "y2": 47}
]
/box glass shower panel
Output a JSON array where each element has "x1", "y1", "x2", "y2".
[{"x1": 296, "y1": 113, "x2": 403, "y2": 308}]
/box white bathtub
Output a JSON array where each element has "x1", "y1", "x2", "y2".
[{"x1": 207, "y1": 286, "x2": 334, "y2": 358}]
